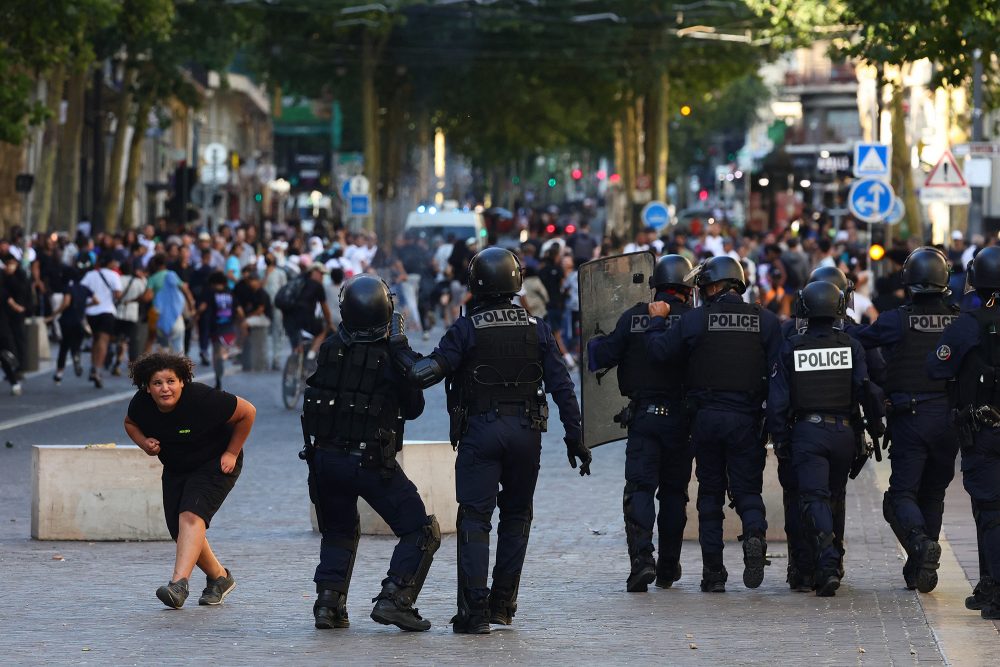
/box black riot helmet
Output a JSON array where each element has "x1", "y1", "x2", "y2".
[
  {"x1": 901, "y1": 247, "x2": 950, "y2": 294},
  {"x1": 468, "y1": 246, "x2": 523, "y2": 298},
  {"x1": 795, "y1": 281, "x2": 846, "y2": 320},
  {"x1": 807, "y1": 265, "x2": 854, "y2": 311},
  {"x1": 339, "y1": 275, "x2": 394, "y2": 342},
  {"x1": 693, "y1": 255, "x2": 746, "y2": 297},
  {"x1": 969, "y1": 246, "x2": 1000, "y2": 293},
  {"x1": 650, "y1": 254, "x2": 694, "y2": 291}
]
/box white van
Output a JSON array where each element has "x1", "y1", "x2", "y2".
[{"x1": 403, "y1": 202, "x2": 485, "y2": 249}]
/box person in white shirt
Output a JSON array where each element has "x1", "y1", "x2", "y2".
[
  {"x1": 702, "y1": 225, "x2": 725, "y2": 257},
  {"x1": 80, "y1": 254, "x2": 122, "y2": 388},
  {"x1": 112, "y1": 264, "x2": 148, "y2": 375}
]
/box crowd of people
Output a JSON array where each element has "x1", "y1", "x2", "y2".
[{"x1": 0, "y1": 208, "x2": 991, "y2": 397}]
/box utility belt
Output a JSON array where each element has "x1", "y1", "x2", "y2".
[
  {"x1": 313, "y1": 430, "x2": 398, "y2": 477},
  {"x1": 470, "y1": 400, "x2": 549, "y2": 432},
  {"x1": 952, "y1": 405, "x2": 1000, "y2": 432},
  {"x1": 615, "y1": 396, "x2": 682, "y2": 428},
  {"x1": 886, "y1": 393, "x2": 946, "y2": 416},
  {"x1": 794, "y1": 412, "x2": 852, "y2": 427}
]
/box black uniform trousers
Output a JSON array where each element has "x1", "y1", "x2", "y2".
[
  {"x1": 455, "y1": 414, "x2": 541, "y2": 604},
  {"x1": 691, "y1": 408, "x2": 767, "y2": 562},
  {"x1": 623, "y1": 402, "x2": 693, "y2": 565},
  {"x1": 312, "y1": 448, "x2": 430, "y2": 592},
  {"x1": 776, "y1": 453, "x2": 810, "y2": 575},
  {"x1": 791, "y1": 418, "x2": 854, "y2": 574},
  {"x1": 885, "y1": 396, "x2": 959, "y2": 540},
  {"x1": 962, "y1": 428, "x2": 1000, "y2": 583}
]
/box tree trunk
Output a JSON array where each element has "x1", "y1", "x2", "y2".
[
  {"x1": 623, "y1": 100, "x2": 638, "y2": 235},
  {"x1": 102, "y1": 68, "x2": 135, "y2": 232},
  {"x1": 361, "y1": 32, "x2": 380, "y2": 233},
  {"x1": 890, "y1": 84, "x2": 919, "y2": 240},
  {"x1": 32, "y1": 63, "x2": 68, "y2": 233},
  {"x1": 654, "y1": 72, "x2": 670, "y2": 202},
  {"x1": 120, "y1": 95, "x2": 151, "y2": 230},
  {"x1": 54, "y1": 63, "x2": 88, "y2": 232}
]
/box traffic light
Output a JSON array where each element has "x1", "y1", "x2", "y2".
[
  {"x1": 565, "y1": 224, "x2": 576, "y2": 234},
  {"x1": 547, "y1": 177, "x2": 558, "y2": 188},
  {"x1": 680, "y1": 105, "x2": 692, "y2": 117},
  {"x1": 254, "y1": 192, "x2": 263, "y2": 202},
  {"x1": 869, "y1": 244, "x2": 885, "y2": 261},
  {"x1": 571, "y1": 168, "x2": 583, "y2": 180},
  {"x1": 545, "y1": 223, "x2": 556, "y2": 234}
]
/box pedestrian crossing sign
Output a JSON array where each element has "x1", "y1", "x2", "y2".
[{"x1": 853, "y1": 143, "x2": 891, "y2": 179}]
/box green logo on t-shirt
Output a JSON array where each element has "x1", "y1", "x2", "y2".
[{"x1": 178, "y1": 429, "x2": 191, "y2": 434}]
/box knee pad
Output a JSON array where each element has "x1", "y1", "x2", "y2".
[
  {"x1": 457, "y1": 505, "x2": 492, "y2": 545},
  {"x1": 497, "y1": 505, "x2": 532, "y2": 540}
]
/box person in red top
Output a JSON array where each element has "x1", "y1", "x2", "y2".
[{"x1": 123, "y1": 352, "x2": 256, "y2": 609}]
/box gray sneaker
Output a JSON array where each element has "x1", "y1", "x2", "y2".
[
  {"x1": 156, "y1": 578, "x2": 189, "y2": 609},
  {"x1": 199, "y1": 569, "x2": 236, "y2": 606}
]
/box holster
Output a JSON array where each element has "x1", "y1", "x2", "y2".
[
  {"x1": 613, "y1": 402, "x2": 635, "y2": 429},
  {"x1": 848, "y1": 409, "x2": 870, "y2": 480}
]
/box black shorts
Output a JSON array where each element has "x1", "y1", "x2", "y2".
[
  {"x1": 87, "y1": 313, "x2": 117, "y2": 336},
  {"x1": 161, "y1": 453, "x2": 242, "y2": 540},
  {"x1": 115, "y1": 319, "x2": 137, "y2": 339}
]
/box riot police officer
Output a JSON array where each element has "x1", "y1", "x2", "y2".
[
  {"x1": 586, "y1": 255, "x2": 695, "y2": 591},
  {"x1": 402, "y1": 247, "x2": 588, "y2": 634},
  {"x1": 301, "y1": 275, "x2": 440, "y2": 632},
  {"x1": 768, "y1": 281, "x2": 880, "y2": 596},
  {"x1": 926, "y1": 246, "x2": 1000, "y2": 620},
  {"x1": 779, "y1": 266, "x2": 886, "y2": 590},
  {"x1": 646, "y1": 255, "x2": 781, "y2": 592},
  {"x1": 855, "y1": 247, "x2": 959, "y2": 592}
]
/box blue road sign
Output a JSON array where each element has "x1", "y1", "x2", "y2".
[
  {"x1": 884, "y1": 196, "x2": 904, "y2": 225},
  {"x1": 341, "y1": 179, "x2": 351, "y2": 199},
  {"x1": 854, "y1": 143, "x2": 891, "y2": 179},
  {"x1": 848, "y1": 178, "x2": 895, "y2": 223},
  {"x1": 641, "y1": 201, "x2": 670, "y2": 230},
  {"x1": 349, "y1": 194, "x2": 370, "y2": 216}
]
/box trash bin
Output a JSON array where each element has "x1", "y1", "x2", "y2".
[{"x1": 240, "y1": 316, "x2": 270, "y2": 372}]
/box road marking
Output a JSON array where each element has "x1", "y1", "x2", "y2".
[
  {"x1": 0, "y1": 373, "x2": 220, "y2": 433},
  {"x1": 871, "y1": 457, "x2": 1000, "y2": 663}
]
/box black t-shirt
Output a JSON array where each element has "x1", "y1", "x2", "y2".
[
  {"x1": 293, "y1": 279, "x2": 326, "y2": 322},
  {"x1": 127, "y1": 382, "x2": 238, "y2": 473}
]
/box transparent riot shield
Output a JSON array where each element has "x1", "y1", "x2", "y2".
[{"x1": 578, "y1": 251, "x2": 655, "y2": 448}]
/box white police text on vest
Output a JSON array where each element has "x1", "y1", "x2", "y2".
[
  {"x1": 708, "y1": 313, "x2": 760, "y2": 333},
  {"x1": 631, "y1": 314, "x2": 679, "y2": 332},
  {"x1": 908, "y1": 314, "x2": 957, "y2": 332},
  {"x1": 472, "y1": 308, "x2": 536, "y2": 329},
  {"x1": 793, "y1": 347, "x2": 853, "y2": 372}
]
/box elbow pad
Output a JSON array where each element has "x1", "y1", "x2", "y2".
[{"x1": 409, "y1": 353, "x2": 448, "y2": 389}]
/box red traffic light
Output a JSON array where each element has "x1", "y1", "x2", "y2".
[
  {"x1": 571, "y1": 168, "x2": 583, "y2": 180},
  {"x1": 545, "y1": 224, "x2": 556, "y2": 234},
  {"x1": 565, "y1": 224, "x2": 576, "y2": 234},
  {"x1": 698, "y1": 189, "x2": 709, "y2": 202},
  {"x1": 609, "y1": 173, "x2": 621, "y2": 184},
  {"x1": 596, "y1": 169, "x2": 607, "y2": 181}
]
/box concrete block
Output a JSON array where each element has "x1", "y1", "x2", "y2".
[
  {"x1": 23, "y1": 317, "x2": 50, "y2": 371},
  {"x1": 682, "y1": 449, "x2": 786, "y2": 542},
  {"x1": 240, "y1": 317, "x2": 270, "y2": 372},
  {"x1": 311, "y1": 440, "x2": 457, "y2": 535},
  {"x1": 32, "y1": 445, "x2": 169, "y2": 541}
]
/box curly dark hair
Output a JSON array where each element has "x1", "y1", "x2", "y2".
[{"x1": 129, "y1": 352, "x2": 195, "y2": 389}]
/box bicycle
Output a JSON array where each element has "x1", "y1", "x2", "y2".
[{"x1": 281, "y1": 329, "x2": 315, "y2": 409}]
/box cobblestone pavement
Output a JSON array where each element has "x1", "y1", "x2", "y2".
[{"x1": 1, "y1": 332, "x2": 998, "y2": 665}]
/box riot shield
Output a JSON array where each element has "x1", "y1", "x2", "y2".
[{"x1": 579, "y1": 251, "x2": 656, "y2": 449}]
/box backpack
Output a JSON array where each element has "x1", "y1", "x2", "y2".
[{"x1": 274, "y1": 275, "x2": 306, "y2": 313}]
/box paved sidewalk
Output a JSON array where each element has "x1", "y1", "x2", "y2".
[{"x1": 1, "y1": 339, "x2": 998, "y2": 664}]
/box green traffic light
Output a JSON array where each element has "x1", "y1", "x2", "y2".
[
  {"x1": 547, "y1": 178, "x2": 557, "y2": 188},
  {"x1": 254, "y1": 193, "x2": 263, "y2": 202}
]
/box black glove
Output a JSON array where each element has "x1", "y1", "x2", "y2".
[
  {"x1": 565, "y1": 437, "x2": 592, "y2": 476},
  {"x1": 389, "y1": 311, "x2": 407, "y2": 347},
  {"x1": 865, "y1": 416, "x2": 886, "y2": 441},
  {"x1": 773, "y1": 440, "x2": 791, "y2": 461}
]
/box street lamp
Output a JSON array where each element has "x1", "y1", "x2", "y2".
[{"x1": 758, "y1": 177, "x2": 770, "y2": 187}]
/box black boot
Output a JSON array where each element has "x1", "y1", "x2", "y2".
[
  {"x1": 655, "y1": 559, "x2": 682, "y2": 589},
  {"x1": 907, "y1": 531, "x2": 942, "y2": 594},
  {"x1": 815, "y1": 569, "x2": 841, "y2": 597},
  {"x1": 981, "y1": 585, "x2": 1000, "y2": 620},
  {"x1": 966, "y1": 576, "x2": 997, "y2": 610},
  {"x1": 314, "y1": 590, "x2": 349, "y2": 629},
  {"x1": 742, "y1": 533, "x2": 768, "y2": 589},
  {"x1": 626, "y1": 552, "x2": 657, "y2": 592},
  {"x1": 452, "y1": 587, "x2": 490, "y2": 635},
  {"x1": 786, "y1": 564, "x2": 813, "y2": 593},
  {"x1": 700, "y1": 565, "x2": 728, "y2": 593},
  {"x1": 370, "y1": 580, "x2": 431, "y2": 632},
  {"x1": 489, "y1": 573, "x2": 520, "y2": 626}
]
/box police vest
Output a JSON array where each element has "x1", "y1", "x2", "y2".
[
  {"x1": 955, "y1": 308, "x2": 1000, "y2": 409},
  {"x1": 789, "y1": 332, "x2": 854, "y2": 414},
  {"x1": 302, "y1": 336, "x2": 401, "y2": 454},
  {"x1": 617, "y1": 300, "x2": 688, "y2": 399},
  {"x1": 686, "y1": 301, "x2": 767, "y2": 394},
  {"x1": 884, "y1": 302, "x2": 959, "y2": 395},
  {"x1": 460, "y1": 304, "x2": 546, "y2": 415}
]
